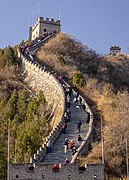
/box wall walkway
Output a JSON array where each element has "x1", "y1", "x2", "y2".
[{"x1": 18, "y1": 32, "x2": 94, "y2": 164}]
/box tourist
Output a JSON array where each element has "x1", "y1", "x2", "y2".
[
  {"x1": 61, "y1": 123, "x2": 67, "y2": 134},
  {"x1": 72, "y1": 147, "x2": 77, "y2": 157},
  {"x1": 67, "y1": 100, "x2": 71, "y2": 109},
  {"x1": 67, "y1": 87, "x2": 72, "y2": 97},
  {"x1": 64, "y1": 112, "x2": 69, "y2": 123},
  {"x1": 82, "y1": 103, "x2": 86, "y2": 111},
  {"x1": 58, "y1": 75, "x2": 63, "y2": 84},
  {"x1": 63, "y1": 138, "x2": 69, "y2": 153},
  {"x1": 86, "y1": 112, "x2": 90, "y2": 123},
  {"x1": 46, "y1": 139, "x2": 51, "y2": 153},
  {"x1": 76, "y1": 96, "x2": 82, "y2": 109},
  {"x1": 73, "y1": 96, "x2": 77, "y2": 104},
  {"x1": 78, "y1": 96, "x2": 82, "y2": 105},
  {"x1": 69, "y1": 140, "x2": 75, "y2": 149},
  {"x1": 64, "y1": 158, "x2": 70, "y2": 164},
  {"x1": 66, "y1": 94, "x2": 71, "y2": 102},
  {"x1": 52, "y1": 164, "x2": 59, "y2": 171},
  {"x1": 77, "y1": 135, "x2": 82, "y2": 146},
  {"x1": 77, "y1": 120, "x2": 82, "y2": 133},
  {"x1": 66, "y1": 109, "x2": 71, "y2": 122}
]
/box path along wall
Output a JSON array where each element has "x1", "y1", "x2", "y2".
[
  {"x1": 17, "y1": 32, "x2": 94, "y2": 164},
  {"x1": 28, "y1": 33, "x2": 56, "y2": 55},
  {"x1": 61, "y1": 81, "x2": 94, "y2": 163},
  {"x1": 18, "y1": 49, "x2": 65, "y2": 163},
  {"x1": 71, "y1": 92, "x2": 93, "y2": 163}
]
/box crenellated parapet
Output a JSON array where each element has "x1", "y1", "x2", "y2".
[
  {"x1": 10, "y1": 163, "x2": 104, "y2": 180},
  {"x1": 18, "y1": 49, "x2": 65, "y2": 125},
  {"x1": 18, "y1": 47, "x2": 65, "y2": 163},
  {"x1": 29, "y1": 16, "x2": 61, "y2": 40},
  {"x1": 32, "y1": 17, "x2": 60, "y2": 31}
]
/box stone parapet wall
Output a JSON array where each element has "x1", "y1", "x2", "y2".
[
  {"x1": 18, "y1": 49, "x2": 65, "y2": 163},
  {"x1": 10, "y1": 163, "x2": 104, "y2": 180}
]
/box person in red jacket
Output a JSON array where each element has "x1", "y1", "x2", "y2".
[
  {"x1": 52, "y1": 164, "x2": 59, "y2": 171},
  {"x1": 69, "y1": 140, "x2": 75, "y2": 149},
  {"x1": 61, "y1": 123, "x2": 67, "y2": 134}
]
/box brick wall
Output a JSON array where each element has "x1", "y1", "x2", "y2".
[
  {"x1": 18, "y1": 50, "x2": 65, "y2": 163},
  {"x1": 10, "y1": 163, "x2": 104, "y2": 180}
]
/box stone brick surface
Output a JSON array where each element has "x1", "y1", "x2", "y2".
[
  {"x1": 21, "y1": 57, "x2": 65, "y2": 128},
  {"x1": 17, "y1": 50, "x2": 66, "y2": 163},
  {"x1": 10, "y1": 163, "x2": 104, "y2": 180}
]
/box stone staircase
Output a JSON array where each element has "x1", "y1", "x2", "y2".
[{"x1": 42, "y1": 97, "x2": 88, "y2": 164}]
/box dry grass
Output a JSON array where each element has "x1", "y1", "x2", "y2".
[{"x1": 37, "y1": 32, "x2": 93, "y2": 79}]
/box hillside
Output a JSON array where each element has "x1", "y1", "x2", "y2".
[
  {"x1": 36, "y1": 32, "x2": 129, "y2": 178},
  {"x1": 0, "y1": 47, "x2": 52, "y2": 179}
]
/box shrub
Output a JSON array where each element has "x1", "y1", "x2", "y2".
[
  {"x1": 57, "y1": 55, "x2": 66, "y2": 66},
  {"x1": 72, "y1": 72, "x2": 86, "y2": 88},
  {"x1": 116, "y1": 53, "x2": 128, "y2": 60},
  {"x1": 87, "y1": 64, "x2": 97, "y2": 74},
  {"x1": 106, "y1": 64, "x2": 114, "y2": 72}
]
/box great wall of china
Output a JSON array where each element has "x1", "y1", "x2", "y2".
[{"x1": 9, "y1": 32, "x2": 104, "y2": 180}]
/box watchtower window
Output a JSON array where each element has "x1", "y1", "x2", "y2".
[
  {"x1": 42, "y1": 175, "x2": 45, "y2": 178},
  {"x1": 68, "y1": 175, "x2": 71, "y2": 179},
  {"x1": 28, "y1": 166, "x2": 34, "y2": 171},
  {"x1": 16, "y1": 175, "x2": 19, "y2": 178},
  {"x1": 44, "y1": 28, "x2": 47, "y2": 32}
]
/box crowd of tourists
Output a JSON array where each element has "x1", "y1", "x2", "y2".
[
  {"x1": 56, "y1": 78, "x2": 91, "y2": 163},
  {"x1": 53, "y1": 71, "x2": 90, "y2": 165},
  {"x1": 61, "y1": 86, "x2": 83, "y2": 160},
  {"x1": 19, "y1": 29, "x2": 58, "y2": 61},
  {"x1": 46, "y1": 78, "x2": 90, "y2": 164}
]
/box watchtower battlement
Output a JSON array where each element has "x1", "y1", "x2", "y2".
[
  {"x1": 110, "y1": 45, "x2": 121, "y2": 56},
  {"x1": 29, "y1": 17, "x2": 61, "y2": 41},
  {"x1": 10, "y1": 163, "x2": 104, "y2": 180},
  {"x1": 32, "y1": 17, "x2": 60, "y2": 30}
]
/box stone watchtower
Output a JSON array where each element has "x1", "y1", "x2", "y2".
[
  {"x1": 29, "y1": 17, "x2": 61, "y2": 41},
  {"x1": 110, "y1": 46, "x2": 121, "y2": 56}
]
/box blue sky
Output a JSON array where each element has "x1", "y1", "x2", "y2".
[{"x1": 0, "y1": 0, "x2": 129, "y2": 54}]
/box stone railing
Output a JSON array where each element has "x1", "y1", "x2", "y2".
[{"x1": 18, "y1": 47, "x2": 65, "y2": 163}]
